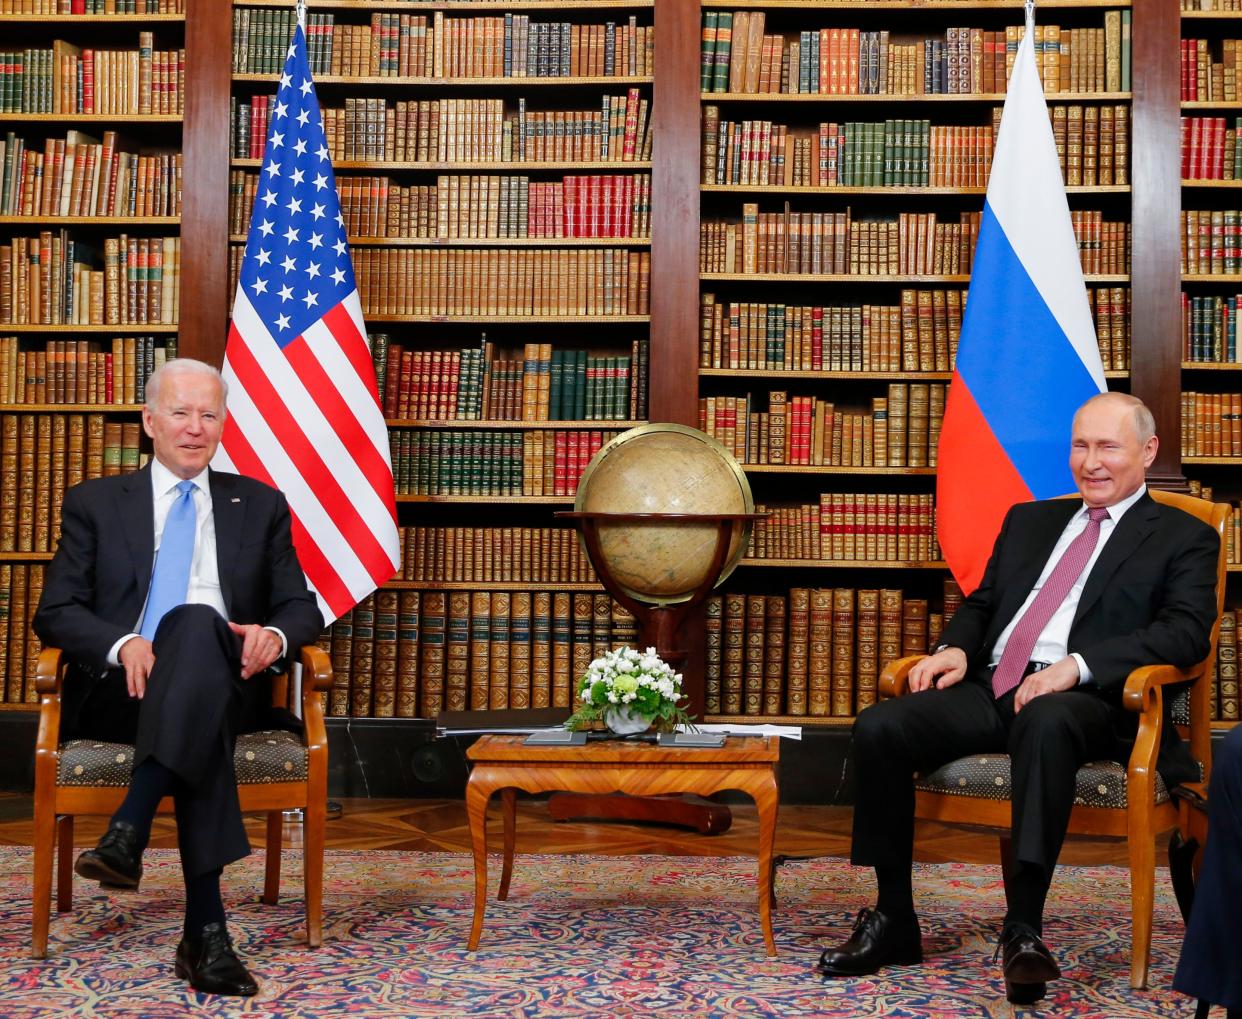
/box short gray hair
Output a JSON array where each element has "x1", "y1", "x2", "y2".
[
  {"x1": 145, "y1": 358, "x2": 228, "y2": 414},
  {"x1": 1075, "y1": 392, "x2": 1155, "y2": 444}
]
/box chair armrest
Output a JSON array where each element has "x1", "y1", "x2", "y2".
[
  {"x1": 1121, "y1": 663, "x2": 1195, "y2": 715},
  {"x1": 298, "y1": 644, "x2": 332, "y2": 802},
  {"x1": 878, "y1": 655, "x2": 927, "y2": 699},
  {"x1": 299, "y1": 645, "x2": 334, "y2": 696},
  {"x1": 34, "y1": 647, "x2": 65, "y2": 695}
]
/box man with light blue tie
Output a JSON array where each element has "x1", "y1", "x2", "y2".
[{"x1": 34, "y1": 358, "x2": 323, "y2": 996}]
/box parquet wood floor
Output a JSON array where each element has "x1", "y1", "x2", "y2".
[{"x1": 0, "y1": 794, "x2": 1155, "y2": 868}]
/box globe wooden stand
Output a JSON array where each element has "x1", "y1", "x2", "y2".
[{"x1": 551, "y1": 511, "x2": 761, "y2": 833}]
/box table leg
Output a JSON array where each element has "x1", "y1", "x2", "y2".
[
  {"x1": 465, "y1": 774, "x2": 494, "y2": 952},
  {"x1": 751, "y1": 770, "x2": 780, "y2": 958},
  {"x1": 498, "y1": 787, "x2": 516, "y2": 901}
]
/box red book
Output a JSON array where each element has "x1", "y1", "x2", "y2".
[
  {"x1": 103, "y1": 352, "x2": 113, "y2": 404},
  {"x1": 553, "y1": 431, "x2": 569, "y2": 496},
  {"x1": 563, "y1": 176, "x2": 576, "y2": 238},
  {"x1": 622, "y1": 175, "x2": 634, "y2": 237},
  {"x1": 1181, "y1": 117, "x2": 1192, "y2": 179},
  {"x1": 600, "y1": 175, "x2": 613, "y2": 238}
]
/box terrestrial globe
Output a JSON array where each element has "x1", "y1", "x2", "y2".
[{"x1": 574, "y1": 423, "x2": 754, "y2": 605}]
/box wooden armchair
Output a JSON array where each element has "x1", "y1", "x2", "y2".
[
  {"x1": 31, "y1": 644, "x2": 333, "y2": 959},
  {"x1": 878, "y1": 489, "x2": 1228, "y2": 990}
]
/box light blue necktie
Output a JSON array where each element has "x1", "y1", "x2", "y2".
[{"x1": 139, "y1": 480, "x2": 197, "y2": 641}]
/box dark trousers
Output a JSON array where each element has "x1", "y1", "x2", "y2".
[
  {"x1": 70, "y1": 604, "x2": 263, "y2": 877},
  {"x1": 1174, "y1": 725, "x2": 1242, "y2": 1011},
  {"x1": 851, "y1": 677, "x2": 1123, "y2": 884}
]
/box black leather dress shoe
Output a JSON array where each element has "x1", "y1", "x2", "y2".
[
  {"x1": 175, "y1": 922, "x2": 259, "y2": 997},
  {"x1": 73, "y1": 820, "x2": 143, "y2": 889},
  {"x1": 816, "y1": 907, "x2": 923, "y2": 977},
  {"x1": 997, "y1": 925, "x2": 1060, "y2": 1005}
]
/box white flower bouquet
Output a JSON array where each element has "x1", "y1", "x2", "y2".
[{"x1": 566, "y1": 646, "x2": 694, "y2": 734}]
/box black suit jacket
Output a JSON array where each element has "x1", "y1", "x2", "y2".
[
  {"x1": 33, "y1": 464, "x2": 324, "y2": 739},
  {"x1": 938, "y1": 492, "x2": 1220, "y2": 782}
]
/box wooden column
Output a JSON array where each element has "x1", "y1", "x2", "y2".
[
  {"x1": 1130, "y1": 0, "x2": 1185, "y2": 485},
  {"x1": 649, "y1": 0, "x2": 701, "y2": 428},
  {"x1": 179, "y1": 0, "x2": 234, "y2": 367}
]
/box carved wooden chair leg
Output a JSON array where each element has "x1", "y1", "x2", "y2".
[
  {"x1": 262, "y1": 812, "x2": 282, "y2": 906},
  {"x1": 56, "y1": 815, "x2": 75, "y2": 913}
]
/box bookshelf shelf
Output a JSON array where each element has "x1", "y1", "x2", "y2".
[
  {"x1": 0, "y1": 114, "x2": 183, "y2": 123},
  {"x1": 231, "y1": 159, "x2": 652, "y2": 172},
  {"x1": 395, "y1": 494, "x2": 578, "y2": 504},
  {"x1": 1230, "y1": 564, "x2": 1242, "y2": 573},
  {"x1": 233, "y1": 73, "x2": 653, "y2": 88},
  {"x1": 1212, "y1": 721, "x2": 1241, "y2": 730},
  {"x1": 383, "y1": 580, "x2": 603, "y2": 591},
  {"x1": 385, "y1": 418, "x2": 645, "y2": 429},
  {"x1": 1183, "y1": 274, "x2": 1242, "y2": 282},
  {"x1": 1182, "y1": 456, "x2": 1242, "y2": 464},
  {"x1": 0, "y1": 552, "x2": 54, "y2": 562},
  {"x1": 1182, "y1": 101, "x2": 1242, "y2": 110},
  {"x1": 701, "y1": 272, "x2": 1129, "y2": 284},
  {"x1": 0, "y1": 703, "x2": 36, "y2": 713},
  {"x1": 1182, "y1": 179, "x2": 1242, "y2": 188},
  {"x1": 0, "y1": 324, "x2": 178, "y2": 333},
  {"x1": 701, "y1": 183, "x2": 1132, "y2": 196},
  {"x1": 739, "y1": 558, "x2": 948, "y2": 570},
  {"x1": 0, "y1": 216, "x2": 179, "y2": 226},
  {"x1": 365, "y1": 314, "x2": 649, "y2": 324},
  {"x1": 699, "y1": 368, "x2": 1132, "y2": 380},
  {"x1": 237, "y1": 0, "x2": 653, "y2": 9},
  {"x1": 232, "y1": 235, "x2": 650, "y2": 248},
  {"x1": 703, "y1": 714, "x2": 855, "y2": 728},
  {"x1": 1182, "y1": 362, "x2": 1242, "y2": 370},
  {"x1": 710, "y1": 0, "x2": 1127, "y2": 7},
  {"x1": 1182, "y1": 10, "x2": 1242, "y2": 19},
  {"x1": 0, "y1": 404, "x2": 143, "y2": 413},
  {"x1": 0, "y1": 13, "x2": 185, "y2": 22},
  {"x1": 701, "y1": 91, "x2": 1131, "y2": 104},
  {"x1": 744, "y1": 464, "x2": 938, "y2": 476}
]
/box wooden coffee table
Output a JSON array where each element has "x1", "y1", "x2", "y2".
[{"x1": 464, "y1": 733, "x2": 781, "y2": 956}]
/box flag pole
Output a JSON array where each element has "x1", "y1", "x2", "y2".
[{"x1": 1025, "y1": 0, "x2": 1035, "y2": 34}]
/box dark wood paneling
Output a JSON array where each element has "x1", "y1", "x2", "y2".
[
  {"x1": 649, "y1": 0, "x2": 701, "y2": 428},
  {"x1": 179, "y1": 0, "x2": 234, "y2": 367},
  {"x1": 1131, "y1": 0, "x2": 1185, "y2": 483}
]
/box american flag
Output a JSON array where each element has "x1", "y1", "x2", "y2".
[{"x1": 215, "y1": 7, "x2": 399, "y2": 624}]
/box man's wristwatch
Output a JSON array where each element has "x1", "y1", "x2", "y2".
[{"x1": 932, "y1": 644, "x2": 954, "y2": 655}]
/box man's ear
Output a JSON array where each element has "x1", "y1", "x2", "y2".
[{"x1": 1142, "y1": 434, "x2": 1159, "y2": 469}]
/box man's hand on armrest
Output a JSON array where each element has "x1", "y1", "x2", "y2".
[
  {"x1": 228, "y1": 622, "x2": 284, "y2": 680},
  {"x1": 908, "y1": 646, "x2": 968, "y2": 692}
]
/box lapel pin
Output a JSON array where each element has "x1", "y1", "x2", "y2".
[{"x1": 231, "y1": 498, "x2": 242, "y2": 503}]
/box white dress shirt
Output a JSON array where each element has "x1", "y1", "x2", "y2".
[
  {"x1": 107, "y1": 461, "x2": 285, "y2": 665},
  {"x1": 989, "y1": 484, "x2": 1148, "y2": 685}
]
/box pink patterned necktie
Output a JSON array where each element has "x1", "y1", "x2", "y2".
[{"x1": 990, "y1": 506, "x2": 1110, "y2": 699}]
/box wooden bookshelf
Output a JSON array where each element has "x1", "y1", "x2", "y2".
[
  {"x1": 702, "y1": 183, "x2": 1133, "y2": 195},
  {"x1": 232, "y1": 235, "x2": 649, "y2": 246},
  {"x1": 233, "y1": 73, "x2": 653, "y2": 87},
  {"x1": 231, "y1": 159, "x2": 653, "y2": 171},
  {"x1": 385, "y1": 419, "x2": 646, "y2": 428},
  {"x1": 385, "y1": 580, "x2": 604, "y2": 591},
  {"x1": 739, "y1": 559, "x2": 948, "y2": 569},
  {"x1": 702, "y1": 91, "x2": 1131, "y2": 103}
]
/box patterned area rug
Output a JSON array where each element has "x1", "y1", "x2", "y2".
[{"x1": 1, "y1": 846, "x2": 1195, "y2": 1018}]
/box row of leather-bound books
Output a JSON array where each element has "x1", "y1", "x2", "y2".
[
  {"x1": 0, "y1": 233, "x2": 180, "y2": 327},
  {"x1": 698, "y1": 289, "x2": 1132, "y2": 374},
  {"x1": 701, "y1": 208, "x2": 1130, "y2": 279},
  {"x1": 387, "y1": 427, "x2": 620, "y2": 498},
  {"x1": 1181, "y1": 210, "x2": 1242, "y2": 275},
  {"x1": 1182, "y1": 37, "x2": 1242, "y2": 103},
  {"x1": 0, "y1": 36, "x2": 184, "y2": 116},
  {"x1": 700, "y1": 385, "x2": 944, "y2": 470},
  {"x1": 320, "y1": 589, "x2": 640, "y2": 719},
  {"x1": 1183, "y1": 293, "x2": 1242, "y2": 363},
  {"x1": 0, "y1": 334, "x2": 173, "y2": 405},
  {"x1": 394, "y1": 525, "x2": 596, "y2": 585},
  {"x1": 0, "y1": 412, "x2": 144, "y2": 551},
  {"x1": 1181, "y1": 392, "x2": 1242, "y2": 457},
  {"x1": 0, "y1": 563, "x2": 42, "y2": 706},
  {"x1": 0, "y1": 131, "x2": 181, "y2": 219},
  {"x1": 232, "y1": 92, "x2": 652, "y2": 165},
  {"x1": 0, "y1": 1, "x2": 184, "y2": 11},
  {"x1": 1181, "y1": 116, "x2": 1242, "y2": 180},
  {"x1": 234, "y1": 7, "x2": 653, "y2": 80},
  {"x1": 749, "y1": 493, "x2": 942, "y2": 564},
  {"x1": 229, "y1": 171, "x2": 652, "y2": 241},
  {"x1": 700, "y1": 10, "x2": 1130, "y2": 96},
  {"x1": 1216, "y1": 610, "x2": 1242, "y2": 722},
  {"x1": 371, "y1": 338, "x2": 648, "y2": 424}
]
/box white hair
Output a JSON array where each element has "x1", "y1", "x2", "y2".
[{"x1": 145, "y1": 358, "x2": 228, "y2": 415}]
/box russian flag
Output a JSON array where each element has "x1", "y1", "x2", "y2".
[{"x1": 937, "y1": 16, "x2": 1106, "y2": 594}]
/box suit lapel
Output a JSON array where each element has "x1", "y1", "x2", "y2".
[
  {"x1": 210, "y1": 469, "x2": 245, "y2": 616},
  {"x1": 1073, "y1": 491, "x2": 1159, "y2": 625},
  {"x1": 118, "y1": 465, "x2": 155, "y2": 598}
]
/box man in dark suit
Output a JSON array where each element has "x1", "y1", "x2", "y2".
[
  {"x1": 816, "y1": 392, "x2": 1220, "y2": 1004},
  {"x1": 34, "y1": 358, "x2": 323, "y2": 997},
  {"x1": 1174, "y1": 723, "x2": 1242, "y2": 1018}
]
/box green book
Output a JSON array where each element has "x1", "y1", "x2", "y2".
[
  {"x1": 548, "y1": 349, "x2": 564, "y2": 420},
  {"x1": 1121, "y1": 10, "x2": 1132, "y2": 93},
  {"x1": 701, "y1": 11, "x2": 719, "y2": 93},
  {"x1": 712, "y1": 12, "x2": 733, "y2": 93}
]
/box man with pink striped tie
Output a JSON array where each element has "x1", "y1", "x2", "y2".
[{"x1": 818, "y1": 392, "x2": 1220, "y2": 1005}]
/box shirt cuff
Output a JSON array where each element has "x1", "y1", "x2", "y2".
[
  {"x1": 1071, "y1": 653, "x2": 1093, "y2": 685},
  {"x1": 107, "y1": 633, "x2": 141, "y2": 667},
  {"x1": 264, "y1": 626, "x2": 288, "y2": 660}
]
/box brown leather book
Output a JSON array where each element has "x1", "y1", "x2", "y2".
[
  {"x1": 807, "y1": 588, "x2": 833, "y2": 717},
  {"x1": 371, "y1": 589, "x2": 399, "y2": 719},
  {"x1": 469, "y1": 590, "x2": 491, "y2": 710},
  {"x1": 349, "y1": 593, "x2": 376, "y2": 718},
  {"x1": 328, "y1": 608, "x2": 353, "y2": 717},
  {"x1": 764, "y1": 595, "x2": 786, "y2": 715},
  {"x1": 395, "y1": 590, "x2": 421, "y2": 718},
  {"x1": 443, "y1": 591, "x2": 470, "y2": 714},
  {"x1": 831, "y1": 587, "x2": 855, "y2": 717}
]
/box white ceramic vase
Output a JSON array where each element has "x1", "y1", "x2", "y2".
[{"x1": 603, "y1": 704, "x2": 651, "y2": 736}]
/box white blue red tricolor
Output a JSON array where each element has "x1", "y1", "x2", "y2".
[
  {"x1": 215, "y1": 7, "x2": 400, "y2": 623},
  {"x1": 937, "y1": 19, "x2": 1106, "y2": 594}
]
